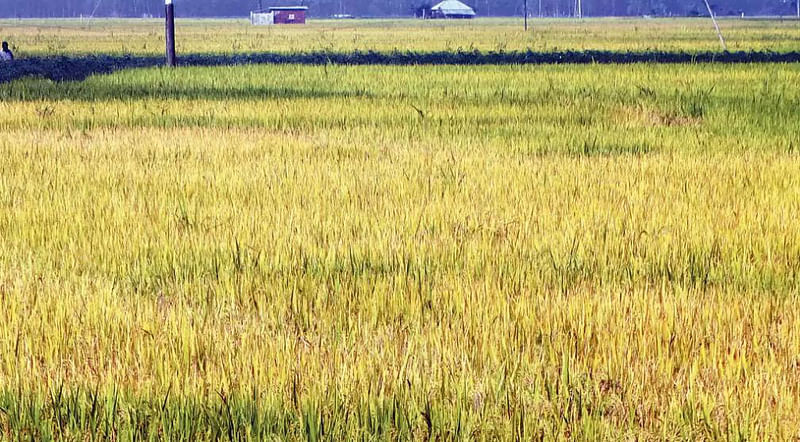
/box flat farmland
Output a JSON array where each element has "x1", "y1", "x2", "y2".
[
  {"x1": 1, "y1": 19, "x2": 800, "y2": 441},
  {"x1": 1, "y1": 17, "x2": 800, "y2": 56}
]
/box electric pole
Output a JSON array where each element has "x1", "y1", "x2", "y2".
[
  {"x1": 703, "y1": 0, "x2": 726, "y2": 51},
  {"x1": 165, "y1": 0, "x2": 176, "y2": 67},
  {"x1": 524, "y1": 0, "x2": 528, "y2": 30}
]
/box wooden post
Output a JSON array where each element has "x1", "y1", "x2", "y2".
[
  {"x1": 165, "y1": 0, "x2": 177, "y2": 67},
  {"x1": 524, "y1": 0, "x2": 528, "y2": 31}
]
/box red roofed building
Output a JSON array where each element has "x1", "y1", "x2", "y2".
[{"x1": 269, "y1": 6, "x2": 308, "y2": 24}]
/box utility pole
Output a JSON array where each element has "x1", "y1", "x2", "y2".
[
  {"x1": 165, "y1": 0, "x2": 176, "y2": 67},
  {"x1": 523, "y1": 0, "x2": 528, "y2": 30},
  {"x1": 702, "y1": 0, "x2": 726, "y2": 51}
]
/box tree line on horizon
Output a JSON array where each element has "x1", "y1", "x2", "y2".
[{"x1": 0, "y1": 0, "x2": 796, "y2": 18}]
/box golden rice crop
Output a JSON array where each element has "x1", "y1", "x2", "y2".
[
  {"x1": 2, "y1": 17, "x2": 800, "y2": 57},
  {"x1": 0, "y1": 60, "x2": 799, "y2": 439}
]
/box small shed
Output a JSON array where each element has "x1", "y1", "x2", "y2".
[
  {"x1": 270, "y1": 6, "x2": 308, "y2": 24},
  {"x1": 430, "y1": 0, "x2": 475, "y2": 18}
]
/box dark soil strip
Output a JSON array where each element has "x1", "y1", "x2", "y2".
[{"x1": 2, "y1": 50, "x2": 799, "y2": 84}]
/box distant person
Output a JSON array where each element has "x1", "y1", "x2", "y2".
[{"x1": 0, "y1": 42, "x2": 13, "y2": 61}]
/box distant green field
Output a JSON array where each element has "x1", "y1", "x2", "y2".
[
  {"x1": 1, "y1": 17, "x2": 800, "y2": 57},
  {"x1": 2, "y1": 61, "x2": 800, "y2": 439}
]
